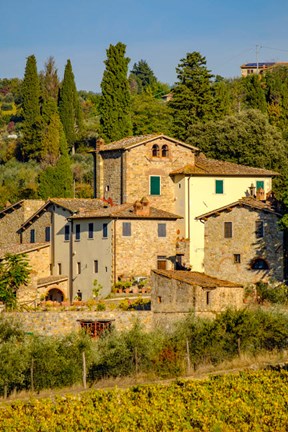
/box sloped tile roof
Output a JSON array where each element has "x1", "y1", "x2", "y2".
[
  {"x1": 153, "y1": 269, "x2": 242, "y2": 288},
  {"x1": 99, "y1": 134, "x2": 199, "y2": 152},
  {"x1": 37, "y1": 275, "x2": 68, "y2": 287},
  {"x1": 170, "y1": 154, "x2": 278, "y2": 177},
  {"x1": 196, "y1": 196, "x2": 282, "y2": 220},
  {"x1": 71, "y1": 203, "x2": 182, "y2": 220},
  {"x1": 0, "y1": 242, "x2": 49, "y2": 258}
]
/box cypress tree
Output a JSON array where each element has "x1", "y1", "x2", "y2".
[
  {"x1": 58, "y1": 59, "x2": 83, "y2": 153},
  {"x1": 38, "y1": 154, "x2": 73, "y2": 199},
  {"x1": 99, "y1": 42, "x2": 132, "y2": 142},
  {"x1": 129, "y1": 60, "x2": 157, "y2": 94},
  {"x1": 169, "y1": 51, "x2": 216, "y2": 141},
  {"x1": 21, "y1": 55, "x2": 43, "y2": 160}
]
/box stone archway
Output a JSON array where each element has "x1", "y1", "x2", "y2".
[{"x1": 46, "y1": 287, "x2": 64, "y2": 303}]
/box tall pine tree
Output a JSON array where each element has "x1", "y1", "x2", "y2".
[
  {"x1": 169, "y1": 52, "x2": 216, "y2": 141},
  {"x1": 58, "y1": 59, "x2": 83, "y2": 153},
  {"x1": 99, "y1": 42, "x2": 132, "y2": 142},
  {"x1": 21, "y1": 55, "x2": 43, "y2": 161}
]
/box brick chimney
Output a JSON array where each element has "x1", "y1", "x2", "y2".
[
  {"x1": 133, "y1": 197, "x2": 150, "y2": 216},
  {"x1": 256, "y1": 187, "x2": 265, "y2": 201}
]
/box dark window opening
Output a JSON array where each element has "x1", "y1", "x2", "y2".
[
  {"x1": 251, "y1": 258, "x2": 269, "y2": 270},
  {"x1": 206, "y1": 291, "x2": 211, "y2": 305},
  {"x1": 58, "y1": 263, "x2": 62, "y2": 275},
  {"x1": 234, "y1": 254, "x2": 241, "y2": 264},
  {"x1": 103, "y1": 223, "x2": 108, "y2": 238},
  {"x1": 45, "y1": 226, "x2": 51, "y2": 242},
  {"x1": 64, "y1": 225, "x2": 70, "y2": 241},
  {"x1": 30, "y1": 229, "x2": 35, "y2": 243},
  {"x1": 157, "y1": 255, "x2": 167, "y2": 270},
  {"x1": 77, "y1": 262, "x2": 81, "y2": 274},
  {"x1": 157, "y1": 296, "x2": 162, "y2": 304},
  {"x1": 75, "y1": 224, "x2": 81, "y2": 241},
  {"x1": 255, "y1": 220, "x2": 264, "y2": 238},
  {"x1": 94, "y1": 260, "x2": 98, "y2": 273},
  {"x1": 152, "y1": 144, "x2": 160, "y2": 157},
  {"x1": 162, "y1": 144, "x2": 169, "y2": 157},
  {"x1": 88, "y1": 223, "x2": 94, "y2": 239}
]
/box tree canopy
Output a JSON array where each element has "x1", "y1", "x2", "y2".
[{"x1": 99, "y1": 42, "x2": 132, "y2": 142}]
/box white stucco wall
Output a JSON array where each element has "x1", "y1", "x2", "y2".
[{"x1": 175, "y1": 176, "x2": 273, "y2": 271}]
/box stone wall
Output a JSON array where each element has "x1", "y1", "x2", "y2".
[
  {"x1": 101, "y1": 150, "x2": 123, "y2": 204},
  {"x1": 21, "y1": 210, "x2": 51, "y2": 244},
  {"x1": 151, "y1": 272, "x2": 244, "y2": 318},
  {"x1": 203, "y1": 206, "x2": 284, "y2": 284},
  {"x1": 114, "y1": 218, "x2": 177, "y2": 280},
  {"x1": 4, "y1": 311, "x2": 154, "y2": 336}
]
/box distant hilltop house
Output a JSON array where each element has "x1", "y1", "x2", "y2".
[{"x1": 240, "y1": 62, "x2": 288, "y2": 77}]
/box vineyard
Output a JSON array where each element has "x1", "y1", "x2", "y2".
[{"x1": 0, "y1": 370, "x2": 287, "y2": 431}]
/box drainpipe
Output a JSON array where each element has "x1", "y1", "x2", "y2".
[
  {"x1": 69, "y1": 219, "x2": 74, "y2": 303},
  {"x1": 113, "y1": 219, "x2": 117, "y2": 285}
]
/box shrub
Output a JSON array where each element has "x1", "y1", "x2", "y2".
[{"x1": 256, "y1": 281, "x2": 288, "y2": 304}]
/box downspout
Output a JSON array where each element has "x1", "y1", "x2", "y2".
[
  {"x1": 69, "y1": 219, "x2": 74, "y2": 303},
  {"x1": 113, "y1": 219, "x2": 117, "y2": 285}
]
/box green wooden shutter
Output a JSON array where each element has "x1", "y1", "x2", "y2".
[
  {"x1": 150, "y1": 176, "x2": 160, "y2": 195},
  {"x1": 215, "y1": 180, "x2": 223, "y2": 194},
  {"x1": 256, "y1": 181, "x2": 264, "y2": 190}
]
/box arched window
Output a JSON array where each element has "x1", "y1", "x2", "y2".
[
  {"x1": 251, "y1": 258, "x2": 269, "y2": 270},
  {"x1": 162, "y1": 144, "x2": 169, "y2": 157},
  {"x1": 152, "y1": 144, "x2": 159, "y2": 157}
]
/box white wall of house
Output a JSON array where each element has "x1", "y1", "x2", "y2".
[{"x1": 175, "y1": 175, "x2": 273, "y2": 271}]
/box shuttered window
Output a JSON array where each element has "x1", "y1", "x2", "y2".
[
  {"x1": 158, "y1": 223, "x2": 166, "y2": 237},
  {"x1": 64, "y1": 225, "x2": 70, "y2": 241},
  {"x1": 224, "y1": 222, "x2": 232, "y2": 238},
  {"x1": 150, "y1": 176, "x2": 160, "y2": 195},
  {"x1": 75, "y1": 224, "x2": 81, "y2": 240},
  {"x1": 30, "y1": 229, "x2": 35, "y2": 243},
  {"x1": 215, "y1": 180, "x2": 224, "y2": 194},
  {"x1": 88, "y1": 223, "x2": 94, "y2": 239},
  {"x1": 103, "y1": 223, "x2": 108, "y2": 238},
  {"x1": 45, "y1": 226, "x2": 50, "y2": 242},
  {"x1": 256, "y1": 181, "x2": 264, "y2": 190},
  {"x1": 122, "y1": 222, "x2": 131, "y2": 236}
]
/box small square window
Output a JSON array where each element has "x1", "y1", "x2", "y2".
[
  {"x1": 64, "y1": 225, "x2": 70, "y2": 241},
  {"x1": 158, "y1": 223, "x2": 166, "y2": 237},
  {"x1": 224, "y1": 222, "x2": 232, "y2": 238},
  {"x1": 215, "y1": 180, "x2": 224, "y2": 194},
  {"x1": 122, "y1": 222, "x2": 131, "y2": 236},
  {"x1": 88, "y1": 223, "x2": 94, "y2": 239},
  {"x1": 75, "y1": 224, "x2": 81, "y2": 241},
  {"x1": 234, "y1": 254, "x2": 241, "y2": 264}
]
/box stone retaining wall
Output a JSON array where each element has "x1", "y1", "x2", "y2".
[{"x1": 4, "y1": 311, "x2": 154, "y2": 336}]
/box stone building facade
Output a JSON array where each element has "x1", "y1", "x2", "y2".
[
  {"x1": 94, "y1": 134, "x2": 199, "y2": 212},
  {"x1": 151, "y1": 269, "x2": 244, "y2": 319},
  {"x1": 0, "y1": 200, "x2": 44, "y2": 247},
  {"x1": 196, "y1": 197, "x2": 284, "y2": 284}
]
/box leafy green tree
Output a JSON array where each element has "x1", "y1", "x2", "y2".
[
  {"x1": 0, "y1": 253, "x2": 31, "y2": 310},
  {"x1": 187, "y1": 109, "x2": 288, "y2": 197},
  {"x1": 169, "y1": 51, "x2": 216, "y2": 141},
  {"x1": 20, "y1": 55, "x2": 43, "y2": 160},
  {"x1": 38, "y1": 154, "x2": 73, "y2": 199},
  {"x1": 58, "y1": 59, "x2": 83, "y2": 153},
  {"x1": 131, "y1": 93, "x2": 172, "y2": 135},
  {"x1": 99, "y1": 42, "x2": 132, "y2": 142},
  {"x1": 243, "y1": 74, "x2": 267, "y2": 112}
]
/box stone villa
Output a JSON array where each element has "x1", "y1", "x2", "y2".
[{"x1": 0, "y1": 133, "x2": 284, "y2": 312}]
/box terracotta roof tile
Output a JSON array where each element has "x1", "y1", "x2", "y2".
[
  {"x1": 196, "y1": 196, "x2": 282, "y2": 220},
  {"x1": 99, "y1": 134, "x2": 199, "y2": 152},
  {"x1": 170, "y1": 154, "x2": 278, "y2": 177},
  {"x1": 50, "y1": 198, "x2": 108, "y2": 213},
  {"x1": 71, "y1": 203, "x2": 182, "y2": 220},
  {"x1": 37, "y1": 275, "x2": 68, "y2": 287},
  {"x1": 153, "y1": 269, "x2": 243, "y2": 288}
]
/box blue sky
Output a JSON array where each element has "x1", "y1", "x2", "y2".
[{"x1": 1, "y1": 0, "x2": 288, "y2": 91}]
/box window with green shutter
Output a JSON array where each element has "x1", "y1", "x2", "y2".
[
  {"x1": 150, "y1": 176, "x2": 160, "y2": 195},
  {"x1": 256, "y1": 181, "x2": 264, "y2": 190},
  {"x1": 215, "y1": 180, "x2": 224, "y2": 194}
]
